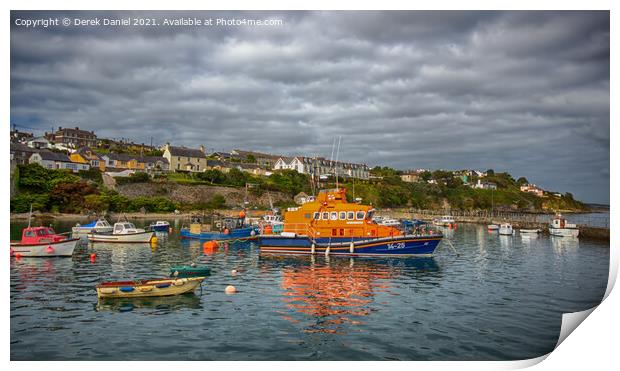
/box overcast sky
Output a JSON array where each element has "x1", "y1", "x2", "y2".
[{"x1": 10, "y1": 11, "x2": 609, "y2": 203}]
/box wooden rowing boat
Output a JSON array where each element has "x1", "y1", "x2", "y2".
[{"x1": 96, "y1": 277, "x2": 205, "y2": 298}]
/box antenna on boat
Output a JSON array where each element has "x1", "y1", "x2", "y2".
[
  {"x1": 27, "y1": 204, "x2": 33, "y2": 228},
  {"x1": 334, "y1": 136, "x2": 341, "y2": 190}
]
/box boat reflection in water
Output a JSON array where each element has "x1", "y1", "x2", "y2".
[
  {"x1": 95, "y1": 293, "x2": 202, "y2": 313},
  {"x1": 550, "y1": 235, "x2": 579, "y2": 253},
  {"x1": 260, "y1": 257, "x2": 440, "y2": 334}
]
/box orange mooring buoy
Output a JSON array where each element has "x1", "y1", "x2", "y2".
[{"x1": 225, "y1": 285, "x2": 237, "y2": 294}]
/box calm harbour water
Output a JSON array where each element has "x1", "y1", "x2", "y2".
[{"x1": 10, "y1": 219, "x2": 609, "y2": 361}]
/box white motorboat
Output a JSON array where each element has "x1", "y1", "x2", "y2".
[
  {"x1": 379, "y1": 218, "x2": 401, "y2": 227},
  {"x1": 88, "y1": 222, "x2": 155, "y2": 243},
  {"x1": 498, "y1": 223, "x2": 514, "y2": 235},
  {"x1": 433, "y1": 215, "x2": 455, "y2": 226},
  {"x1": 72, "y1": 218, "x2": 113, "y2": 235},
  {"x1": 549, "y1": 214, "x2": 579, "y2": 237}
]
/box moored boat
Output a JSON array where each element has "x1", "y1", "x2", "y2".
[
  {"x1": 487, "y1": 224, "x2": 500, "y2": 231},
  {"x1": 72, "y1": 218, "x2": 113, "y2": 235},
  {"x1": 258, "y1": 188, "x2": 443, "y2": 257},
  {"x1": 498, "y1": 223, "x2": 514, "y2": 235},
  {"x1": 169, "y1": 265, "x2": 211, "y2": 278},
  {"x1": 147, "y1": 220, "x2": 171, "y2": 232},
  {"x1": 433, "y1": 215, "x2": 456, "y2": 227},
  {"x1": 180, "y1": 213, "x2": 259, "y2": 241},
  {"x1": 88, "y1": 222, "x2": 155, "y2": 243},
  {"x1": 11, "y1": 226, "x2": 80, "y2": 257},
  {"x1": 96, "y1": 276, "x2": 205, "y2": 298},
  {"x1": 549, "y1": 214, "x2": 579, "y2": 237}
]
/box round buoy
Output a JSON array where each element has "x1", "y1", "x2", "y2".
[
  {"x1": 223, "y1": 228, "x2": 230, "y2": 235},
  {"x1": 15, "y1": 253, "x2": 22, "y2": 259},
  {"x1": 239, "y1": 210, "x2": 246, "y2": 219},
  {"x1": 151, "y1": 236, "x2": 158, "y2": 244},
  {"x1": 231, "y1": 269, "x2": 238, "y2": 276},
  {"x1": 90, "y1": 253, "x2": 96, "y2": 262},
  {"x1": 46, "y1": 246, "x2": 55, "y2": 254},
  {"x1": 225, "y1": 285, "x2": 237, "y2": 294}
]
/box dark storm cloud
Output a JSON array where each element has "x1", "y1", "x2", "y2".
[{"x1": 10, "y1": 10, "x2": 609, "y2": 203}]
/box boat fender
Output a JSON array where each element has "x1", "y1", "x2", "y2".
[
  {"x1": 325, "y1": 245, "x2": 330, "y2": 256},
  {"x1": 46, "y1": 246, "x2": 55, "y2": 254},
  {"x1": 311, "y1": 243, "x2": 315, "y2": 254},
  {"x1": 119, "y1": 287, "x2": 135, "y2": 292},
  {"x1": 349, "y1": 242, "x2": 354, "y2": 254},
  {"x1": 250, "y1": 230, "x2": 256, "y2": 236}
]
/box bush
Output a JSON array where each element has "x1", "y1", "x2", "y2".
[
  {"x1": 10, "y1": 193, "x2": 50, "y2": 213},
  {"x1": 48, "y1": 182, "x2": 99, "y2": 213},
  {"x1": 115, "y1": 172, "x2": 150, "y2": 185},
  {"x1": 205, "y1": 194, "x2": 226, "y2": 209}
]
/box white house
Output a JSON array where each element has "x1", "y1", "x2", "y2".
[
  {"x1": 29, "y1": 151, "x2": 90, "y2": 172},
  {"x1": 27, "y1": 136, "x2": 52, "y2": 149},
  {"x1": 473, "y1": 179, "x2": 497, "y2": 190},
  {"x1": 274, "y1": 156, "x2": 369, "y2": 179}
]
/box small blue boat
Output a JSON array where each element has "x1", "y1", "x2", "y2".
[
  {"x1": 180, "y1": 215, "x2": 258, "y2": 241},
  {"x1": 147, "y1": 221, "x2": 170, "y2": 232}
]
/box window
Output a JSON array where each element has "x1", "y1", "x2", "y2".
[
  {"x1": 339, "y1": 212, "x2": 346, "y2": 220},
  {"x1": 339, "y1": 229, "x2": 345, "y2": 236},
  {"x1": 330, "y1": 212, "x2": 337, "y2": 220},
  {"x1": 347, "y1": 211, "x2": 354, "y2": 220},
  {"x1": 25, "y1": 231, "x2": 35, "y2": 237},
  {"x1": 313, "y1": 212, "x2": 320, "y2": 220},
  {"x1": 356, "y1": 211, "x2": 365, "y2": 220},
  {"x1": 322, "y1": 212, "x2": 329, "y2": 220}
]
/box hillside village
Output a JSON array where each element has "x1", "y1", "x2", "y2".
[{"x1": 10, "y1": 126, "x2": 586, "y2": 214}]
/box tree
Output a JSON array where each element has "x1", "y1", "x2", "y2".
[
  {"x1": 486, "y1": 169, "x2": 495, "y2": 176},
  {"x1": 246, "y1": 154, "x2": 256, "y2": 163},
  {"x1": 517, "y1": 177, "x2": 529, "y2": 186}
]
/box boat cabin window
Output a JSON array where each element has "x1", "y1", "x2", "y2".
[
  {"x1": 24, "y1": 230, "x2": 35, "y2": 237},
  {"x1": 114, "y1": 224, "x2": 123, "y2": 232},
  {"x1": 330, "y1": 212, "x2": 338, "y2": 220},
  {"x1": 322, "y1": 212, "x2": 329, "y2": 220},
  {"x1": 36, "y1": 229, "x2": 47, "y2": 236},
  {"x1": 347, "y1": 211, "x2": 354, "y2": 220},
  {"x1": 367, "y1": 210, "x2": 374, "y2": 220},
  {"x1": 339, "y1": 212, "x2": 346, "y2": 220},
  {"x1": 356, "y1": 211, "x2": 365, "y2": 220},
  {"x1": 313, "y1": 212, "x2": 320, "y2": 220}
]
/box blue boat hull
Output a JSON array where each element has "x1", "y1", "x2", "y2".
[
  {"x1": 180, "y1": 226, "x2": 258, "y2": 241},
  {"x1": 258, "y1": 234, "x2": 442, "y2": 257},
  {"x1": 150, "y1": 225, "x2": 170, "y2": 232}
]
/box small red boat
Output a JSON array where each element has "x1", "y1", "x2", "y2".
[{"x1": 11, "y1": 226, "x2": 80, "y2": 257}]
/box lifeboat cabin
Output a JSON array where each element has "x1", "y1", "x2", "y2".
[{"x1": 281, "y1": 188, "x2": 406, "y2": 241}]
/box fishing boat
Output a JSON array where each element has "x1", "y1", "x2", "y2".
[
  {"x1": 96, "y1": 277, "x2": 205, "y2": 298},
  {"x1": 433, "y1": 215, "x2": 455, "y2": 227},
  {"x1": 11, "y1": 226, "x2": 80, "y2": 257},
  {"x1": 258, "y1": 188, "x2": 443, "y2": 257},
  {"x1": 72, "y1": 218, "x2": 113, "y2": 235},
  {"x1": 180, "y1": 212, "x2": 259, "y2": 240},
  {"x1": 498, "y1": 223, "x2": 514, "y2": 235},
  {"x1": 549, "y1": 214, "x2": 579, "y2": 237},
  {"x1": 88, "y1": 222, "x2": 155, "y2": 243},
  {"x1": 520, "y1": 228, "x2": 541, "y2": 234},
  {"x1": 147, "y1": 220, "x2": 171, "y2": 232},
  {"x1": 169, "y1": 264, "x2": 211, "y2": 278}
]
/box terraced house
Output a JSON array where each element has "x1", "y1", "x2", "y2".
[
  {"x1": 274, "y1": 156, "x2": 370, "y2": 179},
  {"x1": 163, "y1": 144, "x2": 207, "y2": 172}
]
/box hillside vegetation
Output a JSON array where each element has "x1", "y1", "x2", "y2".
[{"x1": 10, "y1": 163, "x2": 588, "y2": 214}]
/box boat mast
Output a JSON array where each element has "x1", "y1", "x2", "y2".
[
  {"x1": 334, "y1": 136, "x2": 341, "y2": 190},
  {"x1": 27, "y1": 204, "x2": 32, "y2": 228}
]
